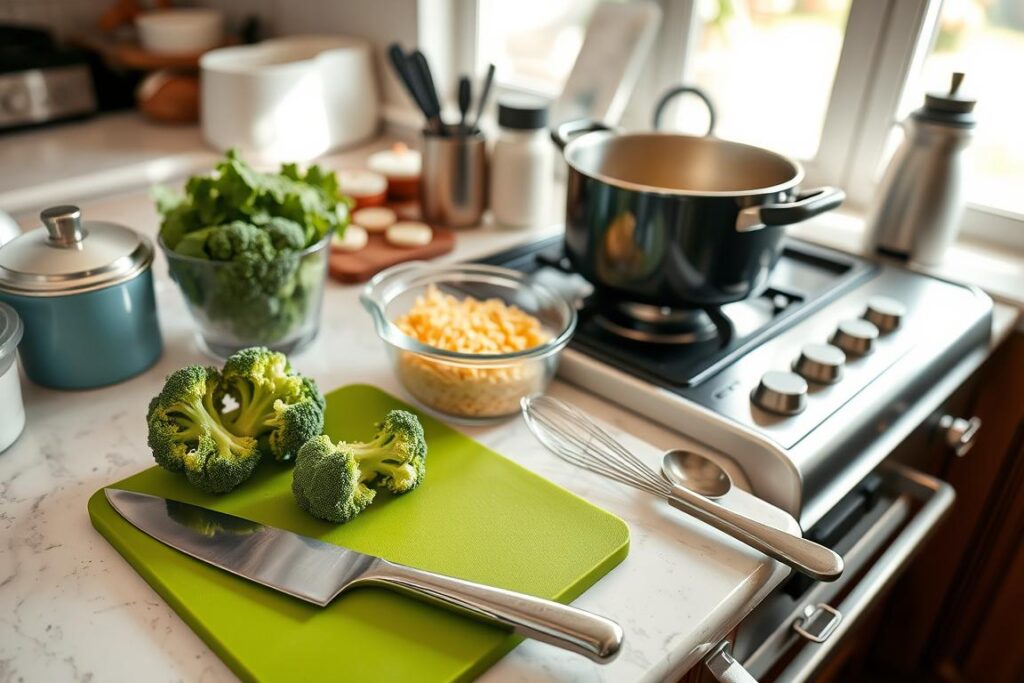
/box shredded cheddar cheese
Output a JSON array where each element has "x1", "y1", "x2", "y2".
[
  {"x1": 393, "y1": 285, "x2": 549, "y2": 418},
  {"x1": 395, "y1": 285, "x2": 545, "y2": 354}
]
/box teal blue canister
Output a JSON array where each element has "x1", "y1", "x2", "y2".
[{"x1": 0, "y1": 205, "x2": 162, "y2": 389}]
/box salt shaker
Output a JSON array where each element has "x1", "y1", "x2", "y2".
[
  {"x1": 490, "y1": 97, "x2": 554, "y2": 228},
  {"x1": 865, "y1": 72, "x2": 976, "y2": 266}
]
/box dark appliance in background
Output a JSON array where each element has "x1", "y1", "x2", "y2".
[
  {"x1": 0, "y1": 24, "x2": 96, "y2": 131},
  {"x1": 0, "y1": 24, "x2": 142, "y2": 133}
]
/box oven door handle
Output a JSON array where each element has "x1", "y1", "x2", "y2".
[
  {"x1": 771, "y1": 464, "x2": 954, "y2": 682},
  {"x1": 703, "y1": 464, "x2": 954, "y2": 683},
  {"x1": 705, "y1": 641, "x2": 758, "y2": 683}
]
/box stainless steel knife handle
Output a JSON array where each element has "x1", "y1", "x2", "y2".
[
  {"x1": 362, "y1": 560, "x2": 624, "y2": 663},
  {"x1": 667, "y1": 485, "x2": 844, "y2": 582}
]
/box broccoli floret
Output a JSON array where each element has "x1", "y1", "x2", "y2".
[
  {"x1": 147, "y1": 366, "x2": 261, "y2": 493},
  {"x1": 261, "y1": 217, "x2": 307, "y2": 251},
  {"x1": 292, "y1": 435, "x2": 377, "y2": 523},
  {"x1": 218, "y1": 347, "x2": 325, "y2": 461},
  {"x1": 342, "y1": 410, "x2": 427, "y2": 494},
  {"x1": 291, "y1": 410, "x2": 427, "y2": 523},
  {"x1": 205, "y1": 221, "x2": 276, "y2": 261}
]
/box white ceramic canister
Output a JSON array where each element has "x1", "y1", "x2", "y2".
[
  {"x1": 200, "y1": 36, "x2": 379, "y2": 162},
  {"x1": 490, "y1": 96, "x2": 554, "y2": 228},
  {"x1": 0, "y1": 302, "x2": 24, "y2": 453}
]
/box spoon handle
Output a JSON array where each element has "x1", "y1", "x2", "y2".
[{"x1": 666, "y1": 486, "x2": 844, "y2": 581}]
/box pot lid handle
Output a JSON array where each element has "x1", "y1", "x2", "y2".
[
  {"x1": 652, "y1": 85, "x2": 716, "y2": 136},
  {"x1": 41, "y1": 205, "x2": 85, "y2": 247}
]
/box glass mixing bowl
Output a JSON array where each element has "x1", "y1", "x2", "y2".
[
  {"x1": 161, "y1": 234, "x2": 329, "y2": 358},
  {"x1": 361, "y1": 262, "x2": 577, "y2": 423}
]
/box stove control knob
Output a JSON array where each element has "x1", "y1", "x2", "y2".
[
  {"x1": 752, "y1": 371, "x2": 808, "y2": 415},
  {"x1": 864, "y1": 296, "x2": 906, "y2": 333},
  {"x1": 831, "y1": 319, "x2": 879, "y2": 356},
  {"x1": 794, "y1": 343, "x2": 846, "y2": 384}
]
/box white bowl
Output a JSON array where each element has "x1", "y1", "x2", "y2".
[{"x1": 136, "y1": 9, "x2": 224, "y2": 55}]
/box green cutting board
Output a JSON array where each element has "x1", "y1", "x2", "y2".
[{"x1": 88, "y1": 384, "x2": 630, "y2": 683}]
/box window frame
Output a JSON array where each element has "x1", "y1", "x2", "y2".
[{"x1": 460, "y1": 0, "x2": 1024, "y2": 250}]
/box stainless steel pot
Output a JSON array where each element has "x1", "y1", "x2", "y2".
[{"x1": 554, "y1": 120, "x2": 845, "y2": 307}]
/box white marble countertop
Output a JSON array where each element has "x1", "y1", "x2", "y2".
[{"x1": 0, "y1": 122, "x2": 797, "y2": 682}]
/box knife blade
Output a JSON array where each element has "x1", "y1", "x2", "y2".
[{"x1": 104, "y1": 488, "x2": 624, "y2": 663}]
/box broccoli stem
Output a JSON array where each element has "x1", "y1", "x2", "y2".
[
  {"x1": 168, "y1": 394, "x2": 249, "y2": 460},
  {"x1": 224, "y1": 383, "x2": 280, "y2": 436},
  {"x1": 348, "y1": 444, "x2": 406, "y2": 483}
]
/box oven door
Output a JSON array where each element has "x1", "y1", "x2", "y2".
[{"x1": 702, "y1": 463, "x2": 954, "y2": 683}]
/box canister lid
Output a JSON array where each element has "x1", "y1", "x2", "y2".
[
  {"x1": 915, "y1": 72, "x2": 976, "y2": 127},
  {"x1": 498, "y1": 96, "x2": 550, "y2": 130},
  {"x1": 0, "y1": 301, "x2": 22, "y2": 368},
  {"x1": 0, "y1": 205, "x2": 154, "y2": 296}
]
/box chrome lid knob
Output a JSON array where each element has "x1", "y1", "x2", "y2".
[
  {"x1": 831, "y1": 318, "x2": 879, "y2": 356},
  {"x1": 864, "y1": 296, "x2": 906, "y2": 333},
  {"x1": 794, "y1": 343, "x2": 846, "y2": 384},
  {"x1": 752, "y1": 371, "x2": 808, "y2": 416},
  {"x1": 41, "y1": 205, "x2": 85, "y2": 247}
]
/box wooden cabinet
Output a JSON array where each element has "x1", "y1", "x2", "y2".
[{"x1": 868, "y1": 332, "x2": 1024, "y2": 682}]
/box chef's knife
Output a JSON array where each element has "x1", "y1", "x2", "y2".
[{"x1": 104, "y1": 488, "x2": 623, "y2": 663}]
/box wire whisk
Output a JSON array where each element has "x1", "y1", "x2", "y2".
[
  {"x1": 521, "y1": 395, "x2": 847, "y2": 582},
  {"x1": 521, "y1": 395, "x2": 672, "y2": 498}
]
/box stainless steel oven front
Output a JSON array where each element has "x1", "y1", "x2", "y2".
[{"x1": 700, "y1": 385, "x2": 983, "y2": 682}]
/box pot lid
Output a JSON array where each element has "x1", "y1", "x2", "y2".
[
  {"x1": 0, "y1": 205, "x2": 153, "y2": 296},
  {"x1": 0, "y1": 301, "x2": 22, "y2": 366}
]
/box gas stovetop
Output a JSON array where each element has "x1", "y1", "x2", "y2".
[{"x1": 479, "y1": 236, "x2": 993, "y2": 527}]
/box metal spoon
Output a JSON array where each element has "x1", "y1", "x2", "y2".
[{"x1": 661, "y1": 449, "x2": 844, "y2": 581}]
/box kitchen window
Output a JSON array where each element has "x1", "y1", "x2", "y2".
[
  {"x1": 475, "y1": 0, "x2": 609, "y2": 95},
  {"x1": 469, "y1": 0, "x2": 1024, "y2": 250}
]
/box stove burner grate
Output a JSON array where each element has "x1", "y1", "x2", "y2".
[{"x1": 593, "y1": 301, "x2": 723, "y2": 345}]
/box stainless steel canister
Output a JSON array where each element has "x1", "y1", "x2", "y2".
[
  {"x1": 865, "y1": 73, "x2": 976, "y2": 266},
  {"x1": 420, "y1": 130, "x2": 488, "y2": 228},
  {"x1": 0, "y1": 205, "x2": 162, "y2": 389}
]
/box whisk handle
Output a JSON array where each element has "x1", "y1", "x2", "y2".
[{"x1": 667, "y1": 486, "x2": 844, "y2": 581}]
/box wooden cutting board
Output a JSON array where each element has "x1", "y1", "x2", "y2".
[
  {"x1": 329, "y1": 229, "x2": 456, "y2": 283},
  {"x1": 88, "y1": 384, "x2": 629, "y2": 683}
]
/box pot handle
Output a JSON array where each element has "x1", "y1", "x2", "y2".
[
  {"x1": 551, "y1": 119, "x2": 614, "y2": 150},
  {"x1": 652, "y1": 85, "x2": 716, "y2": 136},
  {"x1": 737, "y1": 187, "x2": 845, "y2": 232}
]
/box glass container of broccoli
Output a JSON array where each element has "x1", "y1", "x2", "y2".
[{"x1": 155, "y1": 151, "x2": 351, "y2": 358}]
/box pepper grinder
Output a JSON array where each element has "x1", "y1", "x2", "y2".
[{"x1": 865, "y1": 72, "x2": 976, "y2": 266}]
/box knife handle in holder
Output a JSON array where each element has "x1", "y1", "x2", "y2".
[{"x1": 361, "y1": 560, "x2": 624, "y2": 663}]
